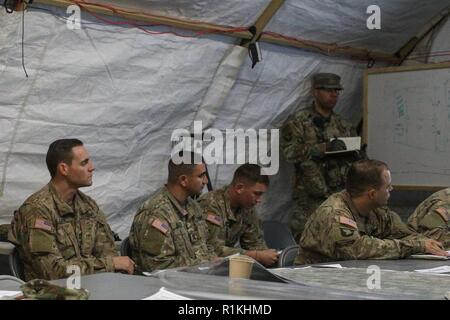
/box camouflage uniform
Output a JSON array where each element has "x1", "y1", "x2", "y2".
[
  {"x1": 129, "y1": 186, "x2": 214, "y2": 273},
  {"x1": 198, "y1": 186, "x2": 268, "y2": 257},
  {"x1": 21, "y1": 279, "x2": 89, "y2": 300},
  {"x1": 281, "y1": 104, "x2": 357, "y2": 240},
  {"x1": 407, "y1": 188, "x2": 450, "y2": 249},
  {"x1": 0, "y1": 224, "x2": 9, "y2": 241},
  {"x1": 295, "y1": 191, "x2": 428, "y2": 265},
  {"x1": 8, "y1": 182, "x2": 118, "y2": 281}
]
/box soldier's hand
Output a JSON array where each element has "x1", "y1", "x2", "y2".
[
  {"x1": 251, "y1": 249, "x2": 279, "y2": 267},
  {"x1": 113, "y1": 256, "x2": 135, "y2": 274},
  {"x1": 424, "y1": 239, "x2": 449, "y2": 256}
]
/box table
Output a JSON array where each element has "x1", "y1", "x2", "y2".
[
  {"x1": 2, "y1": 257, "x2": 449, "y2": 300},
  {"x1": 51, "y1": 271, "x2": 399, "y2": 300},
  {"x1": 270, "y1": 259, "x2": 450, "y2": 299}
]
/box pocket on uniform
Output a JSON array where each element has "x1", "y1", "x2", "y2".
[
  {"x1": 172, "y1": 228, "x2": 195, "y2": 258},
  {"x1": 29, "y1": 229, "x2": 56, "y2": 254},
  {"x1": 300, "y1": 160, "x2": 328, "y2": 198}
]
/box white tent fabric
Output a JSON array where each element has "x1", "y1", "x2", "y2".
[
  {"x1": 0, "y1": 1, "x2": 449, "y2": 237},
  {"x1": 266, "y1": 0, "x2": 449, "y2": 54}
]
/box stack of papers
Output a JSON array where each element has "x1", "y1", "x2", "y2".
[
  {"x1": 325, "y1": 137, "x2": 361, "y2": 154},
  {"x1": 414, "y1": 266, "x2": 450, "y2": 274},
  {"x1": 143, "y1": 287, "x2": 192, "y2": 300},
  {"x1": 0, "y1": 290, "x2": 22, "y2": 300},
  {"x1": 410, "y1": 252, "x2": 450, "y2": 260}
]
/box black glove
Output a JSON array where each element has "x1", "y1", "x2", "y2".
[{"x1": 327, "y1": 137, "x2": 347, "y2": 152}]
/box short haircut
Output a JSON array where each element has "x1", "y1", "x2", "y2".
[
  {"x1": 168, "y1": 151, "x2": 204, "y2": 184},
  {"x1": 46, "y1": 139, "x2": 83, "y2": 178},
  {"x1": 346, "y1": 159, "x2": 389, "y2": 197},
  {"x1": 231, "y1": 164, "x2": 269, "y2": 187}
]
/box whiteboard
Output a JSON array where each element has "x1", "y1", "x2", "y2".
[{"x1": 364, "y1": 62, "x2": 450, "y2": 189}]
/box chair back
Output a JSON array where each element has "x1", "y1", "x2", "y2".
[
  {"x1": 277, "y1": 245, "x2": 299, "y2": 267},
  {"x1": 262, "y1": 220, "x2": 296, "y2": 250},
  {"x1": 120, "y1": 237, "x2": 132, "y2": 257},
  {"x1": 8, "y1": 247, "x2": 25, "y2": 280}
]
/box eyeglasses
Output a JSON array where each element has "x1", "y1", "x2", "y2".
[{"x1": 317, "y1": 88, "x2": 342, "y2": 94}]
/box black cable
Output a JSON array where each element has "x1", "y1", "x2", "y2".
[{"x1": 21, "y1": 1, "x2": 29, "y2": 77}]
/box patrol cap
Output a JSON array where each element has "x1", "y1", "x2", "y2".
[{"x1": 312, "y1": 73, "x2": 343, "y2": 90}]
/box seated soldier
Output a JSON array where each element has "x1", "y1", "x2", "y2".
[
  {"x1": 199, "y1": 164, "x2": 279, "y2": 267},
  {"x1": 407, "y1": 188, "x2": 450, "y2": 249},
  {"x1": 8, "y1": 139, "x2": 134, "y2": 281},
  {"x1": 295, "y1": 159, "x2": 448, "y2": 265},
  {"x1": 129, "y1": 151, "x2": 216, "y2": 272}
]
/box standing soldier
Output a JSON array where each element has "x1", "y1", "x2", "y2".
[
  {"x1": 281, "y1": 72, "x2": 361, "y2": 241},
  {"x1": 199, "y1": 164, "x2": 279, "y2": 267},
  {"x1": 8, "y1": 139, "x2": 135, "y2": 281},
  {"x1": 129, "y1": 152, "x2": 216, "y2": 273},
  {"x1": 408, "y1": 188, "x2": 450, "y2": 249}
]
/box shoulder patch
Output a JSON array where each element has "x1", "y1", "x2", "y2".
[
  {"x1": 206, "y1": 213, "x2": 223, "y2": 226},
  {"x1": 149, "y1": 218, "x2": 169, "y2": 235},
  {"x1": 339, "y1": 216, "x2": 358, "y2": 229},
  {"x1": 34, "y1": 218, "x2": 53, "y2": 232},
  {"x1": 435, "y1": 207, "x2": 449, "y2": 222}
]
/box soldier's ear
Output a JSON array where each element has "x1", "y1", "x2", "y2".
[
  {"x1": 367, "y1": 188, "x2": 376, "y2": 200},
  {"x1": 178, "y1": 174, "x2": 188, "y2": 187},
  {"x1": 57, "y1": 162, "x2": 69, "y2": 177},
  {"x1": 235, "y1": 182, "x2": 245, "y2": 194}
]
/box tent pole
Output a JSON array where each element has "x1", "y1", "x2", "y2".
[{"x1": 395, "y1": 6, "x2": 450, "y2": 64}]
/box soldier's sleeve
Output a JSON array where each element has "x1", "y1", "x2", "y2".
[
  {"x1": 239, "y1": 210, "x2": 268, "y2": 251},
  {"x1": 131, "y1": 208, "x2": 201, "y2": 272},
  {"x1": 384, "y1": 208, "x2": 429, "y2": 241},
  {"x1": 200, "y1": 199, "x2": 244, "y2": 257},
  {"x1": 410, "y1": 204, "x2": 450, "y2": 246},
  {"x1": 324, "y1": 210, "x2": 426, "y2": 260},
  {"x1": 19, "y1": 205, "x2": 115, "y2": 280},
  {"x1": 280, "y1": 117, "x2": 325, "y2": 163}
]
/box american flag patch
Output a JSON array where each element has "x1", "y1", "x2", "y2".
[
  {"x1": 150, "y1": 218, "x2": 169, "y2": 235},
  {"x1": 435, "y1": 208, "x2": 449, "y2": 222},
  {"x1": 339, "y1": 216, "x2": 357, "y2": 229},
  {"x1": 206, "y1": 213, "x2": 223, "y2": 226},
  {"x1": 34, "y1": 218, "x2": 53, "y2": 232}
]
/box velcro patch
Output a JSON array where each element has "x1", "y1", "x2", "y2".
[
  {"x1": 34, "y1": 218, "x2": 53, "y2": 232},
  {"x1": 339, "y1": 216, "x2": 357, "y2": 229},
  {"x1": 340, "y1": 228, "x2": 355, "y2": 237},
  {"x1": 206, "y1": 213, "x2": 223, "y2": 226},
  {"x1": 435, "y1": 207, "x2": 449, "y2": 222},
  {"x1": 150, "y1": 218, "x2": 169, "y2": 235}
]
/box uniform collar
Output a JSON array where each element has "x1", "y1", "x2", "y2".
[
  {"x1": 48, "y1": 182, "x2": 77, "y2": 217},
  {"x1": 341, "y1": 191, "x2": 363, "y2": 222},
  {"x1": 309, "y1": 102, "x2": 335, "y2": 120},
  {"x1": 222, "y1": 186, "x2": 238, "y2": 222},
  {"x1": 341, "y1": 191, "x2": 376, "y2": 232},
  {"x1": 163, "y1": 185, "x2": 191, "y2": 218}
]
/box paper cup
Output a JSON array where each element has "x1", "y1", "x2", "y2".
[{"x1": 229, "y1": 255, "x2": 254, "y2": 279}]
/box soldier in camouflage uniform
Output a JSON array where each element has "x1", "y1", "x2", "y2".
[
  {"x1": 199, "y1": 164, "x2": 279, "y2": 267},
  {"x1": 129, "y1": 152, "x2": 216, "y2": 273},
  {"x1": 280, "y1": 73, "x2": 361, "y2": 242},
  {"x1": 295, "y1": 159, "x2": 449, "y2": 265},
  {"x1": 407, "y1": 188, "x2": 450, "y2": 249},
  {"x1": 8, "y1": 139, "x2": 135, "y2": 281}
]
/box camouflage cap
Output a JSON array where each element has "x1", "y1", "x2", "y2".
[{"x1": 312, "y1": 73, "x2": 343, "y2": 90}]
